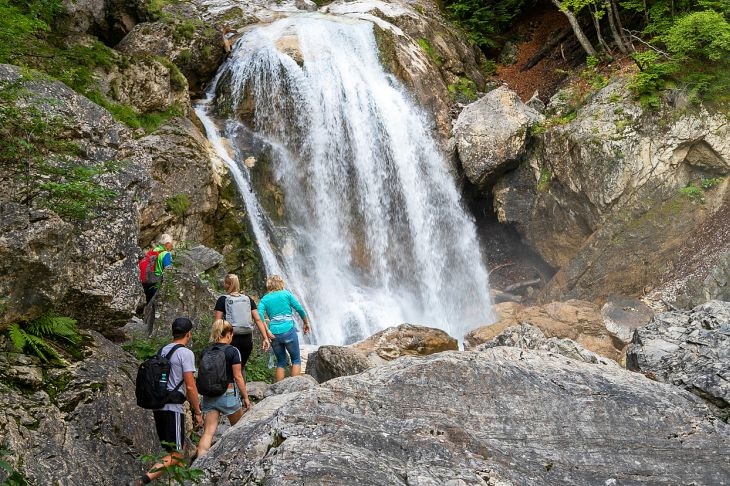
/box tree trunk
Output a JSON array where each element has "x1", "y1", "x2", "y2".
[
  {"x1": 551, "y1": 0, "x2": 598, "y2": 57},
  {"x1": 590, "y1": 3, "x2": 611, "y2": 54},
  {"x1": 612, "y1": 0, "x2": 633, "y2": 51},
  {"x1": 605, "y1": 0, "x2": 628, "y2": 53}
]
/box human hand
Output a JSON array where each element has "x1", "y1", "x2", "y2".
[
  {"x1": 303, "y1": 322, "x2": 310, "y2": 335},
  {"x1": 194, "y1": 412, "x2": 203, "y2": 428},
  {"x1": 267, "y1": 331, "x2": 276, "y2": 341},
  {"x1": 243, "y1": 397, "x2": 251, "y2": 411},
  {"x1": 262, "y1": 339, "x2": 270, "y2": 352}
]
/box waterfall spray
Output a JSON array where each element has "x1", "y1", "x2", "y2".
[{"x1": 196, "y1": 14, "x2": 493, "y2": 345}]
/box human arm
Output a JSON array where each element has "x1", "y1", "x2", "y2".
[
  {"x1": 257, "y1": 300, "x2": 275, "y2": 341},
  {"x1": 214, "y1": 296, "x2": 226, "y2": 321},
  {"x1": 287, "y1": 291, "x2": 310, "y2": 334},
  {"x1": 251, "y1": 309, "x2": 271, "y2": 350},
  {"x1": 183, "y1": 371, "x2": 203, "y2": 427},
  {"x1": 231, "y1": 363, "x2": 250, "y2": 411},
  {"x1": 161, "y1": 251, "x2": 173, "y2": 270}
]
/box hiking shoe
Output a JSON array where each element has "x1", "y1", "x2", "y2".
[{"x1": 127, "y1": 476, "x2": 150, "y2": 486}]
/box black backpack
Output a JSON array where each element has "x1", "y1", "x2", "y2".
[
  {"x1": 197, "y1": 344, "x2": 229, "y2": 397},
  {"x1": 135, "y1": 344, "x2": 187, "y2": 409}
]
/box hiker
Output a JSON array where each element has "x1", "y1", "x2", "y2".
[
  {"x1": 196, "y1": 319, "x2": 252, "y2": 458},
  {"x1": 257, "y1": 275, "x2": 310, "y2": 382},
  {"x1": 214, "y1": 274, "x2": 271, "y2": 371},
  {"x1": 131, "y1": 317, "x2": 203, "y2": 486},
  {"x1": 140, "y1": 233, "x2": 175, "y2": 304}
]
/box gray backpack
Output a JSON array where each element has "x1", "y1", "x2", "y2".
[{"x1": 225, "y1": 294, "x2": 253, "y2": 335}]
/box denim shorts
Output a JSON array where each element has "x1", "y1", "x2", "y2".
[
  {"x1": 201, "y1": 385, "x2": 241, "y2": 416},
  {"x1": 271, "y1": 327, "x2": 301, "y2": 367}
]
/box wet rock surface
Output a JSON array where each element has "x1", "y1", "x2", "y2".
[
  {"x1": 627, "y1": 300, "x2": 730, "y2": 419},
  {"x1": 195, "y1": 346, "x2": 730, "y2": 485},
  {"x1": 0, "y1": 332, "x2": 157, "y2": 484}
]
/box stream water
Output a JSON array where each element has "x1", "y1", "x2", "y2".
[{"x1": 195, "y1": 14, "x2": 494, "y2": 345}]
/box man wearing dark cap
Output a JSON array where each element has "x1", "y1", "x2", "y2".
[{"x1": 131, "y1": 317, "x2": 203, "y2": 486}]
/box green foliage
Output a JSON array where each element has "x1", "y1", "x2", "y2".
[
  {"x1": 537, "y1": 168, "x2": 552, "y2": 191},
  {"x1": 0, "y1": 448, "x2": 28, "y2": 486},
  {"x1": 481, "y1": 59, "x2": 498, "y2": 75},
  {"x1": 447, "y1": 76, "x2": 478, "y2": 101},
  {"x1": 665, "y1": 10, "x2": 730, "y2": 62},
  {"x1": 417, "y1": 38, "x2": 442, "y2": 66},
  {"x1": 701, "y1": 177, "x2": 723, "y2": 189},
  {"x1": 166, "y1": 194, "x2": 191, "y2": 217},
  {"x1": 443, "y1": 0, "x2": 536, "y2": 48},
  {"x1": 140, "y1": 448, "x2": 203, "y2": 485},
  {"x1": 123, "y1": 334, "x2": 170, "y2": 361},
  {"x1": 0, "y1": 1, "x2": 182, "y2": 132},
  {"x1": 246, "y1": 347, "x2": 275, "y2": 384},
  {"x1": 0, "y1": 80, "x2": 119, "y2": 219},
  {"x1": 679, "y1": 184, "x2": 704, "y2": 202},
  {"x1": 6, "y1": 314, "x2": 81, "y2": 365},
  {"x1": 628, "y1": 8, "x2": 730, "y2": 106}
]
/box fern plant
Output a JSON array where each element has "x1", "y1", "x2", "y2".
[{"x1": 6, "y1": 314, "x2": 81, "y2": 365}]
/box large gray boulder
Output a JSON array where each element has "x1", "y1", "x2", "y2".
[
  {"x1": 0, "y1": 332, "x2": 158, "y2": 484},
  {"x1": 0, "y1": 64, "x2": 151, "y2": 334},
  {"x1": 195, "y1": 346, "x2": 730, "y2": 484},
  {"x1": 474, "y1": 323, "x2": 618, "y2": 367},
  {"x1": 454, "y1": 86, "x2": 543, "y2": 187},
  {"x1": 626, "y1": 300, "x2": 730, "y2": 419},
  {"x1": 352, "y1": 323, "x2": 458, "y2": 364},
  {"x1": 305, "y1": 345, "x2": 373, "y2": 383}
]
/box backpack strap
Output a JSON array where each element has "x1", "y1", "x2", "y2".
[{"x1": 159, "y1": 344, "x2": 186, "y2": 394}]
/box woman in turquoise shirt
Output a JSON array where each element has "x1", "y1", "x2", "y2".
[{"x1": 258, "y1": 275, "x2": 311, "y2": 382}]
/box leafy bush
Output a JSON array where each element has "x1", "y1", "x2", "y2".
[
  {"x1": 629, "y1": 10, "x2": 730, "y2": 106},
  {"x1": 443, "y1": 0, "x2": 535, "y2": 48},
  {"x1": 447, "y1": 76, "x2": 478, "y2": 101},
  {"x1": 6, "y1": 314, "x2": 81, "y2": 365},
  {"x1": 166, "y1": 194, "x2": 191, "y2": 217}
]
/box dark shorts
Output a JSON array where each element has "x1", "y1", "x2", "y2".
[{"x1": 153, "y1": 410, "x2": 185, "y2": 452}]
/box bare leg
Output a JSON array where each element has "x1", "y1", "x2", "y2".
[
  {"x1": 275, "y1": 367, "x2": 285, "y2": 382},
  {"x1": 227, "y1": 408, "x2": 244, "y2": 426},
  {"x1": 146, "y1": 450, "x2": 184, "y2": 482},
  {"x1": 291, "y1": 364, "x2": 301, "y2": 377},
  {"x1": 197, "y1": 411, "x2": 220, "y2": 458}
]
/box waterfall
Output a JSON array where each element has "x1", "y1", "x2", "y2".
[{"x1": 195, "y1": 14, "x2": 494, "y2": 345}]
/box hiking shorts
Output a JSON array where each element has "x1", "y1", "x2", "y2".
[
  {"x1": 271, "y1": 327, "x2": 301, "y2": 367},
  {"x1": 201, "y1": 385, "x2": 241, "y2": 416},
  {"x1": 153, "y1": 410, "x2": 184, "y2": 452}
]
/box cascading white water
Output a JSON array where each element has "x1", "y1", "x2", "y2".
[{"x1": 196, "y1": 14, "x2": 494, "y2": 345}]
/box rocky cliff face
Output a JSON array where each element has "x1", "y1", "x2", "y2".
[
  {"x1": 0, "y1": 331, "x2": 158, "y2": 484},
  {"x1": 194, "y1": 0, "x2": 488, "y2": 141},
  {"x1": 0, "y1": 64, "x2": 150, "y2": 333},
  {"x1": 196, "y1": 345, "x2": 730, "y2": 485},
  {"x1": 471, "y1": 78, "x2": 730, "y2": 305}
]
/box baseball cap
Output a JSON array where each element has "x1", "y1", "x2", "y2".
[
  {"x1": 160, "y1": 233, "x2": 175, "y2": 245},
  {"x1": 171, "y1": 317, "x2": 193, "y2": 336}
]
